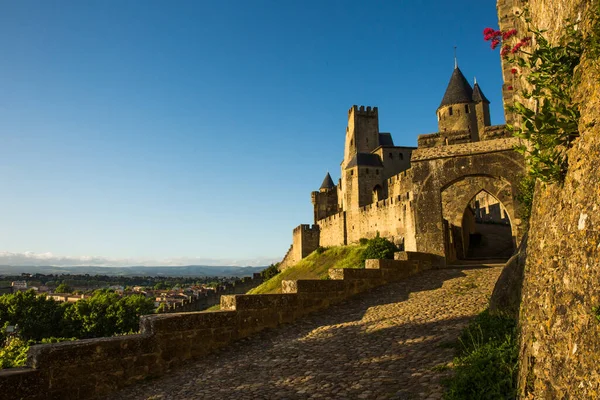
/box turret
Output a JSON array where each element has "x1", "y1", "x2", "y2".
[
  {"x1": 437, "y1": 66, "x2": 479, "y2": 141},
  {"x1": 311, "y1": 172, "x2": 339, "y2": 223},
  {"x1": 343, "y1": 106, "x2": 379, "y2": 166},
  {"x1": 319, "y1": 172, "x2": 335, "y2": 192},
  {"x1": 472, "y1": 78, "x2": 491, "y2": 138}
]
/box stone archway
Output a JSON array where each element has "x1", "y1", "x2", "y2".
[
  {"x1": 410, "y1": 142, "x2": 525, "y2": 262},
  {"x1": 442, "y1": 182, "x2": 516, "y2": 262}
]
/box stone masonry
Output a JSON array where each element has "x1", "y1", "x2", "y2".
[
  {"x1": 281, "y1": 64, "x2": 526, "y2": 269},
  {"x1": 0, "y1": 252, "x2": 442, "y2": 399},
  {"x1": 496, "y1": 0, "x2": 600, "y2": 398},
  {"x1": 107, "y1": 264, "x2": 503, "y2": 400}
]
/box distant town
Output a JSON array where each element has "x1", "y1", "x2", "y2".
[{"x1": 0, "y1": 269, "x2": 265, "y2": 311}]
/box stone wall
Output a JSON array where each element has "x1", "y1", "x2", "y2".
[
  {"x1": 160, "y1": 274, "x2": 263, "y2": 313},
  {"x1": 317, "y1": 211, "x2": 346, "y2": 247},
  {"x1": 0, "y1": 252, "x2": 441, "y2": 400},
  {"x1": 345, "y1": 197, "x2": 414, "y2": 249},
  {"x1": 372, "y1": 146, "x2": 414, "y2": 180},
  {"x1": 410, "y1": 137, "x2": 525, "y2": 260},
  {"x1": 495, "y1": 0, "x2": 600, "y2": 398}
]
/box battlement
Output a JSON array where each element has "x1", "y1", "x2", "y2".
[
  {"x1": 417, "y1": 131, "x2": 472, "y2": 148},
  {"x1": 387, "y1": 169, "x2": 413, "y2": 186},
  {"x1": 481, "y1": 125, "x2": 511, "y2": 141},
  {"x1": 348, "y1": 105, "x2": 379, "y2": 117},
  {"x1": 293, "y1": 224, "x2": 319, "y2": 233},
  {"x1": 412, "y1": 136, "x2": 521, "y2": 162},
  {"x1": 320, "y1": 211, "x2": 344, "y2": 225}
]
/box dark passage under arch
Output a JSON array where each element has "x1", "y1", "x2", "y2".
[{"x1": 445, "y1": 190, "x2": 516, "y2": 261}]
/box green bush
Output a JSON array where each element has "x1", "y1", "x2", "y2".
[
  {"x1": 458, "y1": 309, "x2": 517, "y2": 355},
  {"x1": 0, "y1": 337, "x2": 75, "y2": 369},
  {"x1": 360, "y1": 234, "x2": 398, "y2": 265},
  {"x1": 54, "y1": 283, "x2": 73, "y2": 293},
  {"x1": 443, "y1": 309, "x2": 519, "y2": 400},
  {"x1": 0, "y1": 338, "x2": 29, "y2": 369},
  {"x1": 260, "y1": 263, "x2": 280, "y2": 280},
  {"x1": 593, "y1": 306, "x2": 600, "y2": 323},
  {"x1": 515, "y1": 174, "x2": 536, "y2": 223},
  {"x1": 315, "y1": 246, "x2": 327, "y2": 254}
]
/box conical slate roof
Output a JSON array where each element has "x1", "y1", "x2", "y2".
[
  {"x1": 472, "y1": 82, "x2": 490, "y2": 103},
  {"x1": 439, "y1": 67, "x2": 474, "y2": 109},
  {"x1": 320, "y1": 172, "x2": 335, "y2": 190}
]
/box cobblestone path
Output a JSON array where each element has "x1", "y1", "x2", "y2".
[{"x1": 107, "y1": 266, "x2": 502, "y2": 400}]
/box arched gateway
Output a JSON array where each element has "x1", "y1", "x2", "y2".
[
  {"x1": 282, "y1": 64, "x2": 526, "y2": 269},
  {"x1": 410, "y1": 138, "x2": 525, "y2": 263}
]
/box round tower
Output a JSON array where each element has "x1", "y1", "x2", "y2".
[{"x1": 437, "y1": 66, "x2": 478, "y2": 140}]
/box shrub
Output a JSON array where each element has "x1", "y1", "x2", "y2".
[
  {"x1": 0, "y1": 338, "x2": 29, "y2": 369},
  {"x1": 593, "y1": 306, "x2": 600, "y2": 323},
  {"x1": 260, "y1": 263, "x2": 280, "y2": 280},
  {"x1": 315, "y1": 246, "x2": 327, "y2": 255},
  {"x1": 359, "y1": 238, "x2": 369, "y2": 245},
  {"x1": 360, "y1": 234, "x2": 398, "y2": 265},
  {"x1": 443, "y1": 309, "x2": 519, "y2": 400},
  {"x1": 516, "y1": 174, "x2": 536, "y2": 223}
]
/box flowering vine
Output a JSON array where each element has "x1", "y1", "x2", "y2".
[{"x1": 482, "y1": 9, "x2": 599, "y2": 184}]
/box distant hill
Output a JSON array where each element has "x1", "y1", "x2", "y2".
[{"x1": 0, "y1": 265, "x2": 266, "y2": 278}]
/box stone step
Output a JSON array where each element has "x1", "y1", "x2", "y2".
[{"x1": 328, "y1": 267, "x2": 383, "y2": 280}]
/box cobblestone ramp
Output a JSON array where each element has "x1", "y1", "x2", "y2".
[{"x1": 106, "y1": 266, "x2": 502, "y2": 400}]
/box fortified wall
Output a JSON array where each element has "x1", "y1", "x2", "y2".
[
  {"x1": 0, "y1": 251, "x2": 440, "y2": 399},
  {"x1": 158, "y1": 274, "x2": 263, "y2": 314},
  {"x1": 495, "y1": 0, "x2": 600, "y2": 398},
  {"x1": 281, "y1": 65, "x2": 526, "y2": 268}
]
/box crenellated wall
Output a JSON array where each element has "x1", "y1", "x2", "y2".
[
  {"x1": 159, "y1": 274, "x2": 264, "y2": 313},
  {"x1": 0, "y1": 252, "x2": 442, "y2": 400},
  {"x1": 317, "y1": 211, "x2": 346, "y2": 247}
]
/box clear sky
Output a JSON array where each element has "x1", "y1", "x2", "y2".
[{"x1": 0, "y1": 0, "x2": 504, "y2": 267}]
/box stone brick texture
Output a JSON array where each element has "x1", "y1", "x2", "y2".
[
  {"x1": 0, "y1": 252, "x2": 440, "y2": 400},
  {"x1": 496, "y1": 0, "x2": 600, "y2": 398}
]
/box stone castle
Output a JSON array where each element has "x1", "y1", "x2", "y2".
[{"x1": 281, "y1": 63, "x2": 526, "y2": 268}]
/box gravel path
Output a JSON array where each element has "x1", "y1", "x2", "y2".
[{"x1": 106, "y1": 266, "x2": 502, "y2": 400}]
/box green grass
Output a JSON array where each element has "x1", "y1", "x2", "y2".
[
  {"x1": 247, "y1": 244, "x2": 367, "y2": 295},
  {"x1": 442, "y1": 309, "x2": 519, "y2": 400}
]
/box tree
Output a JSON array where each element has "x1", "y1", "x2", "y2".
[
  {"x1": 64, "y1": 292, "x2": 155, "y2": 338},
  {"x1": 361, "y1": 234, "x2": 398, "y2": 265},
  {"x1": 54, "y1": 283, "x2": 73, "y2": 293},
  {"x1": 260, "y1": 264, "x2": 280, "y2": 280},
  {"x1": 0, "y1": 290, "x2": 66, "y2": 342}
]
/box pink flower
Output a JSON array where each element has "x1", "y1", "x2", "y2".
[
  {"x1": 483, "y1": 27, "x2": 495, "y2": 36},
  {"x1": 491, "y1": 39, "x2": 500, "y2": 49},
  {"x1": 502, "y1": 29, "x2": 517, "y2": 40},
  {"x1": 511, "y1": 42, "x2": 524, "y2": 53},
  {"x1": 500, "y1": 45, "x2": 510, "y2": 57},
  {"x1": 507, "y1": 85, "x2": 513, "y2": 90},
  {"x1": 511, "y1": 68, "x2": 518, "y2": 74}
]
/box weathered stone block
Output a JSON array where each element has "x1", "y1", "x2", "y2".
[
  {"x1": 281, "y1": 279, "x2": 347, "y2": 293},
  {"x1": 222, "y1": 294, "x2": 299, "y2": 311},
  {"x1": 0, "y1": 368, "x2": 43, "y2": 400},
  {"x1": 144, "y1": 310, "x2": 237, "y2": 333},
  {"x1": 328, "y1": 268, "x2": 383, "y2": 280}
]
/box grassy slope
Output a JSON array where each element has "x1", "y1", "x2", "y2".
[{"x1": 247, "y1": 245, "x2": 367, "y2": 295}]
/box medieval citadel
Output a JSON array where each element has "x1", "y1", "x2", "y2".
[
  {"x1": 2, "y1": 1, "x2": 599, "y2": 398},
  {"x1": 281, "y1": 62, "x2": 524, "y2": 268}
]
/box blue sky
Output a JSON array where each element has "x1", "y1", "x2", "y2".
[{"x1": 0, "y1": 0, "x2": 504, "y2": 266}]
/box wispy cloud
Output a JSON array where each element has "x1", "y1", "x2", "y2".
[{"x1": 0, "y1": 251, "x2": 279, "y2": 267}]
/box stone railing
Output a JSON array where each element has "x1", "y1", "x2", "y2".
[
  {"x1": 160, "y1": 274, "x2": 263, "y2": 313},
  {"x1": 0, "y1": 252, "x2": 442, "y2": 400}
]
